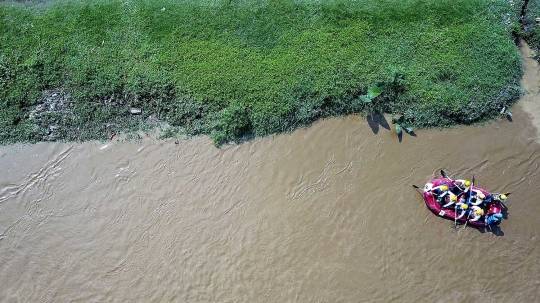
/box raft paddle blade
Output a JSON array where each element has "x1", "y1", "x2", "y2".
[
  {"x1": 412, "y1": 184, "x2": 424, "y2": 196},
  {"x1": 440, "y1": 170, "x2": 447, "y2": 178}
]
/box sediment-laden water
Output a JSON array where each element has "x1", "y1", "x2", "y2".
[{"x1": 1, "y1": 44, "x2": 540, "y2": 302}]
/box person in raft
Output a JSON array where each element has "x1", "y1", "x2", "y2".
[
  {"x1": 492, "y1": 193, "x2": 508, "y2": 204},
  {"x1": 455, "y1": 202, "x2": 469, "y2": 219},
  {"x1": 431, "y1": 185, "x2": 449, "y2": 201},
  {"x1": 482, "y1": 193, "x2": 493, "y2": 204},
  {"x1": 469, "y1": 206, "x2": 484, "y2": 222},
  {"x1": 452, "y1": 179, "x2": 471, "y2": 194},
  {"x1": 485, "y1": 213, "x2": 503, "y2": 225},
  {"x1": 458, "y1": 191, "x2": 470, "y2": 204},
  {"x1": 441, "y1": 193, "x2": 458, "y2": 208},
  {"x1": 468, "y1": 191, "x2": 486, "y2": 206},
  {"x1": 454, "y1": 179, "x2": 471, "y2": 189}
]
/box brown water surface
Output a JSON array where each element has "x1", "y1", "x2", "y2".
[{"x1": 2, "y1": 44, "x2": 540, "y2": 302}]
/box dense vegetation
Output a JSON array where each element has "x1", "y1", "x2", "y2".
[
  {"x1": 0, "y1": 0, "x2": 523, "y2": 145},
  {"x1": 522, "y1": 0, "x2": 540, "y2": 59}
]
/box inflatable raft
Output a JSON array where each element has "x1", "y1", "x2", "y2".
[{"x1": 422, "y1": 177, "x2": 503, "y2": 227}]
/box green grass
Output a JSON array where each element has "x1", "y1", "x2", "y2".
[
  {"x1": 0, "y1": 0, "x2": 523, "y2": 145},
  {"x1": 522, "y1": 0, "x2": 540, "y2": 59}
]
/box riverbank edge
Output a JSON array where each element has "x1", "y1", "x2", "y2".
[{"x1": 0, "y1": 0, "x2": 524, "y2": 146}]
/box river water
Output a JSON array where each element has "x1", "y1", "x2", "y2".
[{"x1": 1, "y1": 43, "x2": 540, "y2": 302}]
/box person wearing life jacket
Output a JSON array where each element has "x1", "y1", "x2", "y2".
[
  {"x1": 453, "y1": 179, "x2": 471, "y2": 194},
  {"x1": 441, "y1": 193, "x2": 458, "y2": 208},
  {"x1": 431, "y1": 185, "x2": 449, "y2": 201},
  {"x1": 485, "y1": 213, "x2": 503, "y2": 225},
  {"x1": 469, "y1": 206, "x2": 484, "y2": 222},
  {"x1": 458, "y1": 191, "x2": 471, "y2": 204},
  {"x1": 469, "y1": 190, "x2": 486, "y2": 206},
  {"x1": 492, "y1": 193, "x2": 508, "y2": 204},
  {"x1": 455, "y1": 202, "x2": 469, "y2": 219}
]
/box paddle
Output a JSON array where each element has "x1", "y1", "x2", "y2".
[
  {"x1": 463, "y1": 211, "x2": 472, "y2": 229},
  {"x1": 440, "y1": 169, "x2": 453, "y2": 182},
  {"x1": 441, "y1": 170, "x2": 460, "y2": 228},
  {"x1": 454, "y1": 204, "x2": 458, "y2": 229},
  {"x1": 412, "y1": 184, "x2": 424, "y2": 196},
  {"x1": 463, "y1": 175, "x2": 475, "y2": 230}
]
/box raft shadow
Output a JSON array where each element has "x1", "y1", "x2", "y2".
[
  {"x1": 456, "y1": 222, "x2": 505, "y2": 236},
  {"x1": 367, "y1": 112, "x2": 390, "y2": 134},
  {"x1": 489, "y1": 224, "x2": 505, "y2": 236},
  {"x1": 501, "y1": 202, "x2": 509, "y2": 220},
  {"x1": 437, "y1": 215, "x2": 505, "y2": 236}
]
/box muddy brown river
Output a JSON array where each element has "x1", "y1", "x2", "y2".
[{"x1": 2, "y1": 43, "x2": 540, "y2": 302}]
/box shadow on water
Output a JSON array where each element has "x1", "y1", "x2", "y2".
[
  {"x1": 501, "y1": 202, "x2": 509, "y2": 220},
  {"x1": 366, "y1": 112, "x2": 418, "y2": 143},
  {"x1": 466, "y1": 203, "x2": 508, "y2": 236},
  {"x1": 463, "y1": 202, "x2": 508, "y2": 236},
  {"x1": 483, "y1": 203, "x2": 508, "y2": 236},
  {"x1": 367, "y1": 112, "x2": 390, "y2": 134},
  {"x1": 489, "y1": 224, "x2": 505, "y2": 237},
  {"x1": 398, "y1": 130, "x2": 417, "y2": 143},
  {"x1": 456, "y1": 221, "x2": 505, "y2": 236}
]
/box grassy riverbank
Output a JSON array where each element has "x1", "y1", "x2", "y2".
[
  {"x1": 0, "y1": 0, "x2": 522, "y2": 145},
  {"x1": 522, "y1": 0, "x2": 540, "y2": 59}
]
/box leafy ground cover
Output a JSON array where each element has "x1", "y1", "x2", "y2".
[
  {"x1": 522, "y1": 0, "x2": 540, "y2": 59},
  {"x1": 0, "y1": 0, "x2": 523, "y2": 145}
]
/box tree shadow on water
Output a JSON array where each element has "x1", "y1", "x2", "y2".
[
  {"x1": 367, "y1": 112, "x2": 390, "y2": 134},
  {"x1": 398, "y1": 130, "x2": 417, "y2": 143}
]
